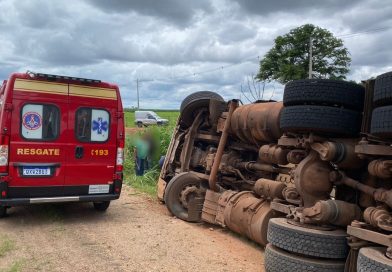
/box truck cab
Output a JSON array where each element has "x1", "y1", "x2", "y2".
[{"x1": 0, "y1": 72, "x2": 125, "y2": 217}]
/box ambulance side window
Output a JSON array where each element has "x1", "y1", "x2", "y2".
[
  {"x1": 21, "y1": 104, "x2": 59, "y2": 140},
  {"x1": 76, "y1": 108, "x2": 109, "y2": 142}
]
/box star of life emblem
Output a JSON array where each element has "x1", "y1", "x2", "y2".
[{"x1": 92, "y1": 117, "x2": 108, "y2": 134}]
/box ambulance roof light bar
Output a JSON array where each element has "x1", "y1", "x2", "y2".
[{"x1": 27, "y1": 71, "x2": 101, "y2": 84}]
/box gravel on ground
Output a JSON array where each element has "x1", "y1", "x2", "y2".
[{"x1": 0, "y1": 185, "x2": 264, "y2": 272}]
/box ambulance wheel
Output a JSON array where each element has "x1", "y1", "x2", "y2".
[
  {"x1": 0, "y1": 206, "x2": 6, "y2": 218},
  {"x1": 137, "y1": 122, "x2": 143, "y2": 128},
  {"x1": 93, "y1": 201, "x2": 110, "y2": 212},
  {"x1": 164, "y1": 172, "x2": 205, "y2": 222}
]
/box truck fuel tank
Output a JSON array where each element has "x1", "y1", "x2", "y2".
[{"x1": 230, "y1": 102, "x2": 283, "y2": 145}]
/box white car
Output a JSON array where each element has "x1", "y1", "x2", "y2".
[{"x1": 135, "y1": 111, "x2": 169, "y2": 127}]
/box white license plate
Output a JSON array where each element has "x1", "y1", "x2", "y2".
[
  {"x1": 22, "y1": 167, "x2": 51, "y2": 176},
  {"x1": 88, "y1": 184, "x2": 110, "y2": 194}
]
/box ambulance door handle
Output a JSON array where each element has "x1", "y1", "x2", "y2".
[{"x1": 75, "y1": 146, "x2": 84, "y2": 159}]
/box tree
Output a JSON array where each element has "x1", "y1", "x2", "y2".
[
  {"x1": 256, "y1": 24, "x2": 351, "y2": 84},
  {"x1": 240, "y1": 74, "x2": 275, "y2": 103}
]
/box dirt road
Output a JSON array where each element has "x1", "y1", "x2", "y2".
[{"x1": 0, "y1": 185, "x2": 265, "y2": 272}]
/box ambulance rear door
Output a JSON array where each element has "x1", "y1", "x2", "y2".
[
  {"x1": 65, "y1": 84, "x2": 118, "y2": 195},
  {"x1": 8, "y1": 77, "x2": 68, "y2": 198}
]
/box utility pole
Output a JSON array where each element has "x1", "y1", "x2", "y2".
[
  {"x1": 135, "y1": 78, "x2": 153, "y2": 109},
  {"x1": 136, "y1": 78, "x2": 140, "y2": 109},
  {"x1": 308, "y1": 37, "x2": 313, "y2": 79}
]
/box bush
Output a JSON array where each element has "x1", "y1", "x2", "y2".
[{"x1": 124, "y1": 124, "x2": 175, "y2": 196}]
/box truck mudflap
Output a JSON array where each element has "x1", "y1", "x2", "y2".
[{"x1": 0, "y1": 193, "x2": 120, "y2": 206}]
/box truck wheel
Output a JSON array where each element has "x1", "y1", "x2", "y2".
[
  {"x1": 180, "y1": 91, "x2": 223, "y2": 127},
  {"x1": 280, "y1": 105, "x2": 361, "y2": 137},
  {"x1": 93, "y1": 201, "x2": 110, "y2": 212},
  {"x1": 164, "y1": 172, "x2": 205, "y2": 222},
  {"x1": 0, "y1": 206, "x2": 6, "y2": 218},
  {"x1": 137, "y1": 122, "x2": 143, "y2": 128},
  {"x1": 373, "y1": 71, "x2": 392, "y2": 106},
  {"x1": 267, "y1": 218, "x2": 348, "y2": 259},
  {"x1": 265, "y1": 244, "x2": 345, "y2": 272},
  {"x1": 357, "y1": 247, "x2": 392, "y2": 272},
  {"x1": 370, "y1": 106, "x2": 392, "y2": 137},
  {"x1": 283, "y1": 79, "x2": 365, "y2": 110}
]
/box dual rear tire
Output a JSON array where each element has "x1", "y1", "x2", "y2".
[
  {"x1": 265, "y1": 244, "x2": 345, "y2": 272},
  {"x1": 357, "y1": 247, "x2": 392, "y2": 272},
  {"x1": 265, "y1": 218, "x2": 346, "y2": 272},
  {"x1": 280, "y1": 79, "x2": 364, "y2": 137},
  {"x1": 371, "y1": 72, "x2": 392, "y2": 138}
]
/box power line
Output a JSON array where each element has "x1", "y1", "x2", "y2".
[
  {"x1": 131, "y1": 26, "x2": 390, "y2": 84},
  {"x1": 337, "y1": 26, "x2": 391, "y2": 38},
  {"x1": 140, "y1": 55, "x2": 260, "y2": 83}
]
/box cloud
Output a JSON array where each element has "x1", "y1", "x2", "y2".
[
  {"x1": 87, "y1": 0, "x2": 213, "y2": 26},
  {"x1": 0, "y1": 0, "x2": 390, "y2": 109},
  {"x1": 232, "y1": 0, "x2": 362, "y2": 16}
]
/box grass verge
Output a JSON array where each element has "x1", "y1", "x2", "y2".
[
  {"x1": 0, "y1": 235, "x2": 15, "y2": 257},
  {"x1": 1, "y1": 260, "x2": 24, "y2": 272},
  {"x1": 124, "y1": 120, "x2": 177, "y2": 197}
]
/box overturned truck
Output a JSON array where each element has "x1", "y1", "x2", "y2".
[{"x1": 158, "y1": 72, "x2": 392, "y2": 272}]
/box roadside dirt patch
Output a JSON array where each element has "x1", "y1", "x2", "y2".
[{"x1": 0, "y1": 185, "x2": 265, "y2": 272}]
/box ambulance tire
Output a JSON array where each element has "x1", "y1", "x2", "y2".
[
  {"x1": 137, "y1": 122, "x2": 143, "y2": 128},
  {"x1": 93, "y1": 201, "x2": 110, "y2": 212},
  {"x1": 180, "y1": 91, "x2": 223, "y2": 127},
  {"x1": 265, "y1": 244, "x2": 345, "y2": 272},
  {"x1": 0, "y1": 206, "x2": 6, "y2": 218},
  {"x1": 357, "y1": 247, "x2": 392, "y2": 272}
]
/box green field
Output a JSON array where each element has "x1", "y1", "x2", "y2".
[
  {"x1": 124, "y1": 110, "x2": 180, "y2": 128},
  {"x1": 123, "y1": 110, "x2": 179, "y2": 196}
]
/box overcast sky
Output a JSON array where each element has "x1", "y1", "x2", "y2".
[{"x1": 0, "y1": 0, "x2": 391, "y2": 109}]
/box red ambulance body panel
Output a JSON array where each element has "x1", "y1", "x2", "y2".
[{"x1": 0, "y1": 72, "x2": 124, "y2": 214}]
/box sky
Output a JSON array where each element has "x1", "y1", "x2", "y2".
[{"x1": 0, "y1": 0, "x2": 391, "y2": 109}]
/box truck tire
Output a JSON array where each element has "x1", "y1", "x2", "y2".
[
  {"x1": 180, "y1": 91, "x2": 223, "y2": 127},
  {"x1": 93, "y1": 201, "x2": 110, "y2": 212},
  {"x1": 280, "y1": 105, "x2": 361, "y2": 137},
  {"x1": 370, "y1": 106, "x2": 392, "y2": 137},
  {"x1": 373, "y1": 71, "x2": 392, "y2": 106},
  {"x1": 137, "y1": 122, "x2": 143, "y2": 128},
  {"x1": 283, "y1": 79, "x2": 365, "y2": 110},
  {"x1": 265, "y1": 244, "x2": 345, "y2": 272},
  {"x1": 164, "y1": 172, "x2": 205, "y2": 222},
  {"x1": 357, "y1": 247, "x2": 392, "y2": 272},
  {"x1": 267, "y1": 218, "x2": 348, "y2": 259}
]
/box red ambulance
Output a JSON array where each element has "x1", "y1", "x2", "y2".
[{"x1": 0, "y1": 72, "x2": 125, "y2": 217}]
